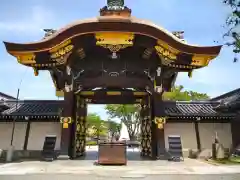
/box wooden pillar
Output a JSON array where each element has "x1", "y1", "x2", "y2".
[
  {"x1": 152, "y1": 92, "x2": 166, "y2": 160},
  {"x1": 75, "y1": 96, "x2": 87, "y2": 157},
  {"x1": 156, "y1": 125, "x2": 165, "y2": 158},
  {"x1": 140, "y1": 96, "x2": 152, "y2": 158},
  {"x1": 150, "y1": 95, "x2": 157, "y2": 160},
  {"x1": 60, "y1": 91, "x2": 76, "y2": 157}
]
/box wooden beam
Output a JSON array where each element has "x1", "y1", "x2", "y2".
[
  {"x1": 106, "y1": 91, "x2": 121, "y2": 96},
  {"x1": 76, "y1": 77, "x2": 152, "y2": 89}
]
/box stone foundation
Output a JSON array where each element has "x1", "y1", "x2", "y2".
[{"x1": 0, "y1": 150, "x2": 60, "y2": 162}]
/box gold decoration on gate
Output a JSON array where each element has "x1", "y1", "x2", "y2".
[
  {"x1": 54, "y1": 51, "x2": 72, "y2": 64},
  {"x1": 95, "y1": 32, "x2": 134, "y2": 45},
  {"x1": 80, "y1": 91, "x2": 95, "y2": 96},
  {"x1": 155, "y1": 39, "x2": 179, "y2": 62},
  {"x1": 191, "y1": 54, "x2": 214, "y2": 66},
  {"x1": 50, "y1": 40, "x2": 72, "y2": 53},
  {"x1": 33, "y1": 67, "x2": 39, "y2": 76},
  {"x1": 15, "y1": 53, "x2": 36, "y2": 64},
  {"x1": 188, "y1": 70, "x2": 193, "y2": 78},
  {"x1": 56, "y1": 90, "x2": 64, "y2": 97},
  {"x1": 60, "y1": 117, "x2": 73, "y2": 129},
  {"x1": 49, "y1": 39, "x2": 74, "y2": 64},
  {"x1": 106, "y1": 91, "x2": 121, "y2": 96},
  {"x1": 95, "y1": 32, "x2": 134, "y2": 53},
  {"x1": 50, "y1": 45, "x2": 74, "y2": 59},
  {"x1": 63, "y1": 123, "x2": 69, "y2": 128},
  {"x1": 155, "y1": 45, "x2": 177, "y2": 61},
  {"x1": 157, "y1": 39, "x2": 180, "y2": 54},
  {"x1": 99, "y1": 44, "x2": 131, "y2": 53},
  {"x1": 154, "y1": 117, "x2": 167, "y2": 129}
]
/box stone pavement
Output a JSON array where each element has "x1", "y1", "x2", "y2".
[
  {"x1": 0, "y1": 147, "x2": 240, "y2": 177},
  {"x1": 0, "y1": 174, "x2": 240, "y2": 180},
  {"x1": 0, "y1": 158, "x2": 240, "y2": 176}
]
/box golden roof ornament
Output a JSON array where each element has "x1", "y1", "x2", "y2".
[
  {"x1": 100, "y1": 0, "x2": 131, "y2": 17},
  {"x1": 107, "y1": 0, "x2": 124, "y2": 9}
]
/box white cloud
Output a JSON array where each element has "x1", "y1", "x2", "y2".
[
  {"x1": 0, "y1": 6, "x2": 54, "y2": 33},
  {"x1": 0, "y1": 5, "x2": 57, "y2": 99}
]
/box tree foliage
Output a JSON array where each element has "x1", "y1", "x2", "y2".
[
  {"x1": 163, "y1": 85, "x2": 210, "y2": 101},
  {"x1": 86, "y1": 113, "x2": 107, "y2": 138},
  {"x1": 223, "y1": 0, "x2": 240, "y2": 61},
  {"x1": 105, "y1": 104, "x2": 141, "y2": 140},
  {"x1": 105, "y1": 86, "x2": 209, "y2": 140},
  {"x1": 107, "y1": 119, "x2": 121, "y2": 141}
]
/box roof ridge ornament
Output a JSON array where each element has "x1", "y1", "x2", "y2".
[
  {"x1": 107, "y1": 0, "x2": 124, "y2": 10},
  {"x1": 172, "y1": 31, "x2": 185, "y2": 42},
  {"x1": 43, "y1": 29, "x2": 57, "y2": 39},
  {"x1": 100, "y1": 0, "x2": 131, "y2": 17}
]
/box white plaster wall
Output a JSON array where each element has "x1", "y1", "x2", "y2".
[
  {"x1": 0, "y1": 121, "x2": 232, "y2": 152},
  {"x1": 0, "y1": 122, "x2": 27, "y2": 150},
  {"x1": 199, "y1": 123, "x2": 232, "y2": 149},
  {"x1": 27, "y1": 122, "x2": 62, "y2": 150},
  {"x1": 164, "y1": 123, "x2": 197, "y2": 151}
]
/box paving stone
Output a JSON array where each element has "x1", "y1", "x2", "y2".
[{"x1": 1, "y1": 157, "x2": 240, "y2": 175}]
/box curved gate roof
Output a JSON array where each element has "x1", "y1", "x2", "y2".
[{"x1": 3, "y1": 2, "x2": 222, "y2": 71}]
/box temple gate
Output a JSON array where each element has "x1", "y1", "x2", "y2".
[{"x1": 3, "y1": 0, "x2": 222, "y2": 160}]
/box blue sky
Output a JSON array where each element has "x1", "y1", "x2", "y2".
[{"x1": 0, "y1": 0, "x2": 239, "y2": 120}]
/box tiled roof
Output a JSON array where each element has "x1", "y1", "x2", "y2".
[
  {"x1": 0, "y1": 101, "x2": 9, "y2": 112},
  {"x1": 164, "y1": 101, "x2": 235, "y2": 117},
  {"x1": 211, "y1": 88, "x2": 240, "y2": 101},
  {"x1": 211, "y1": 88, "x2": 240, "y2": 110},
  {"x1": 0, "y1": 100, "x2": 235, "y2": 118},
  {"x1": 1, "y1": 100, "x2": 63, "y2": 116},
  {"x1": 0, "y1": 92, "x2": 16, "y2": 100}
]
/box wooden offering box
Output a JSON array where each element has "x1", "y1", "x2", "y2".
[{"x1": 98, "y1": 142, "x2": 127, "y2": 165}]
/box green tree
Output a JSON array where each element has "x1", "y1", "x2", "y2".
[
  {"x1": 163, "y1": 85, "x2": 209, "y2": 101},
  {"x1": 107, "y1": 120, "x2": 121, "y2": 141},
  {"x1": 86, "y1": 113, "x2": 107, "y2": 139},
  {"x1": 223, "y1": 0, "x2": 240, "y2": 61},
  {"x1": 188, "y1": 90, "x2": 209, "y2": 100},
  {"x1": 105, "y1": 104, "x2": 141, "y2": 140},
  {"x1": 105, "y1": 87, "x2": 208, "y2": 140}
]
